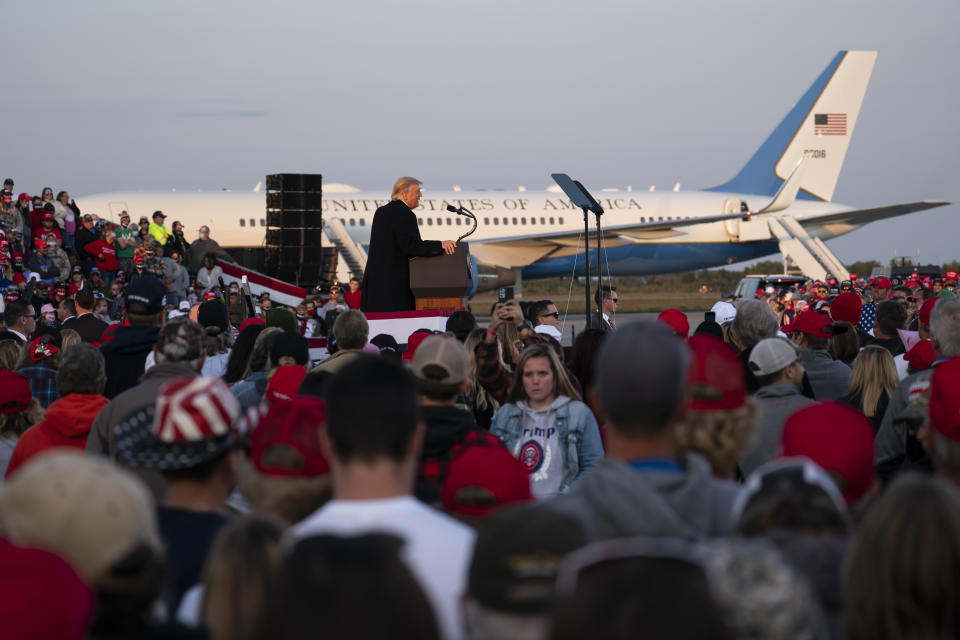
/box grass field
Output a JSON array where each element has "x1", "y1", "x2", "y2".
[{"x1": 471, "y1": 288, "x2": 717, "y2": 314}]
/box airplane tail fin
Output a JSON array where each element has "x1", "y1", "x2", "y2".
[{"x1": 709, "y1": 50, "x2": 876, "y2": 202}]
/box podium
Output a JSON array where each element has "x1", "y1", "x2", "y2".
[{"x1": 410, "y1": 243, "x2": 472, "y2": 310}]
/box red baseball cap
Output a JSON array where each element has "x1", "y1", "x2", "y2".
[
  {"x1": 686, "y1": 335, "x2": 746, "y2": 411},
  {"x1": 780, "y1": 402, "x2": 875, "y2": 505},
  {"x1": 905, "y1": 339, "x2": 936, "y2": 372},
  {"x1": 930, "y1": 357, "x2": 960, "y2": 442},
  {"x1": 871, "y1": 276, "x2": 892, "y2": 290},
  {"x1": 403, "y1": 330, "x2": 433, "y2": 362},
  {"x1": 782, "y1": 310, "x2": 833, "y2": 338},
  {"x1": 441, "y1": 445, "x2": 532, "y2": 518},
  {"x1": 238, "y1": 317, "x2": 266, "y2": 333},
  {"x1": 0, "y1": 539, "x2": 95, "y2": 640},
  {"x1": 264, "y1": 365, "x2": 308, "y2": 404},
  {"x1": 249, "y1": 396, "x2": 330, "y2": 478},
  {"x1": 946, "y1": 270, "x2": 959, "y2": 282},
  {"x1": 0, "y1": 371, "x2": 32, "y2": 414},
  {"x1": 657, "y1": 308, "x2": 689, "y2": 339},
  {"x1": 829, "y1": 292, "x2": 863, "y2": 325},
  {"x1": 919, "y1": 297, "x2": 940, "y2": 326}
]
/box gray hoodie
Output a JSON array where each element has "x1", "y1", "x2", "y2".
[
  {"x1": 741, "y1": 382, "x2": 816, "y2": 476},
  {"x1": 548, "y1": 453, "x2": 740, "y2": 541}
]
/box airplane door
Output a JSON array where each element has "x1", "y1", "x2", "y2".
[
  {"x1": 108, "y1": 201, "x2": 129, "y2": 221},
  {"x1": 723, "y1": 198, "x2": 740, "y2": 238}
]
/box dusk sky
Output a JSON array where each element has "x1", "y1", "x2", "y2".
[{"x1": 8, "y1": 0, "x2": 958, "y2": 266}]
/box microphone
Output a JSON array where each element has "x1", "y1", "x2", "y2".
[
  {"x1": 447, "y1": 204, "x2": 479, "y2": 243},
  {"x1": 446, "y1": 204, "x2": 476, "y2": 219}
]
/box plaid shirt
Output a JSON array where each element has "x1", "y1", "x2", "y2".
[
  {"x1": 475, "y1": 340, "x2": 513, "y2": 405},
  {"x1": 17, "y1": 364, "x2": 59, "y2": 409}
]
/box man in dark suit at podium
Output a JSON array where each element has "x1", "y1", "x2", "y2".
[{"x1": 361, "y1": 177, "x2": 456, "y2": 312}]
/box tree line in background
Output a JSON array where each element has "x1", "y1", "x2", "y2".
[{"x1": 516, "y1": 259, "x2": 960, "y2": 301}]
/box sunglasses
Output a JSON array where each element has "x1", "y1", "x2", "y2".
[{"x1": 540, "y1": 311, "x2": 560, "y2": 319}]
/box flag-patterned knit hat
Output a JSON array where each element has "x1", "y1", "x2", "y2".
[{"x1": 115, "y1": 376, "x2": 241, "y2": 471}]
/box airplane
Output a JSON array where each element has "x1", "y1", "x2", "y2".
[{"x1": 76, "y1": 50, "x2": 948, "y2": 296}]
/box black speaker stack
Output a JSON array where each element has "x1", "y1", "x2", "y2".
[{"x1": 264, "y1": 174, "x2": 337, "y2": 287}]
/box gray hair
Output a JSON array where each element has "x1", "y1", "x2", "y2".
[
  {"x1": 333, "y1": 310, "x2": 369, "y2": 351},
  {"x1": 931, "y1": 299, "x2": 960, "y2": 357},
  {"x1": 595, "y1": 321, "x2": 689, "y2": 436},
  {"x1": 731, "y1": 300, "x2": 780, "y2": 350},
  {"x1": 703, "y1": 539, "x2": 827, "y2": 640},
  {"x1": 56, "y1": 344, "x2": 106, "y2": 396},
  {"x1": 390, "y1": 176, "x2": 421, "y2": 200},
  {"x1": 155, "y1": 318, "x2": 205, "y2": 370}
]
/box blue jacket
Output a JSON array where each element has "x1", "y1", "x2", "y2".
[{"x1": 490, "y1": 396, "x2": 603, "y2": 493}]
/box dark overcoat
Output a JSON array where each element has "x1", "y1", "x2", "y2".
[{"x1": 361, "y1": 199, "x2": 443, "y2": 312}]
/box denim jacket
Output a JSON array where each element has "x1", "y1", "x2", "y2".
[{"x1": 490, "y1": 396, "x2": 603, "y2": 493}]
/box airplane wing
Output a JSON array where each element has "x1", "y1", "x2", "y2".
[
  {"x1": 466, "y1": 200, "x2": 951, "y2": 268},
  {"x1": 467, "y1": 211, "x2": 748, "y2": 268},
  {"x1": 797, "y1": 200, "x2": 950, "y2": 228}
]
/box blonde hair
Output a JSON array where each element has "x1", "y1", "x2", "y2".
[
  {"x1": 201, "y1": 516, "x2": 283, "y2": 640},
  {"x1": 848, "y1": 345, "x2": 898, "y2": 417},
  {"x1": 60, "y1": 329, "x2": 81, "y2": 350},
  {"x1": 236, "y1": 456, "x2": 333, "y2": 526},
  {"x1": 507, "y1": 343, "x2": 581, "y2": 404},
  {"x1": 494, "y1": 322, "x2": 520, "y2": 366},
  {"x1": 0, "y1": 398, "x2": 45, "y2": 438},
  {"x1": 0, "y1": 340, "x2": 22, "y2": 371},
  {"x1": 464, "y1": 329, "x2": 500, "y2": 417},
  {"x1": 675, "y1": 399, "x2": 758, "y2": 477},
  {"x1": 391, "y1": 176, "x2": 421, "y2": 200}
]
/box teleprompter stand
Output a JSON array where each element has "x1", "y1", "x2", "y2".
[{"x1": 551, "y1": 173, "x2": 606, "y2": 329}]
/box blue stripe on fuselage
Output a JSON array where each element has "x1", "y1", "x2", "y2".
[{"x1": 520, "y1": 242, "x2": 781, "y2": 279}]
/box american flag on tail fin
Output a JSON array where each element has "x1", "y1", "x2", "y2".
[{"x1": 814, "y1": 113, "x2": 847, "y2": 135}]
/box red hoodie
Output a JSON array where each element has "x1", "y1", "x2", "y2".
[
  {"x1": 4, "y1": 393, "x2": 110, "y2": 478},
  {"x1": 84, "y1": 238, "x2": 119, "y2": 273}
]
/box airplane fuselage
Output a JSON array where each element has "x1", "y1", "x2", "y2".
[{"x1": 75, "y1": 187, "x2": 854, "y2": 278}]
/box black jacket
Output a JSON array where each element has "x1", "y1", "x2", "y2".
[
  {"x1": 100, "y1": 325, "x2": 160, "y2": 399},
  {"x1": 62, "y1": 312, "x2": 109, "y2": 344},
  {"x1": 75, "y1": 226, "x2": 99, "y2": 259},
  {"x1": 415, "y1": 404, "x2": 491, "y2": 505},
  {"x1": 168, "y1": 231, "x2": 190, "y2": 262},
  {"x1": 361, "y1": 199, "x2": 443, "y2": 312}
]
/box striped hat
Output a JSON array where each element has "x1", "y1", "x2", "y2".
[{"x1": 115, "y1": 377, "x2": 241, "y2": 471}]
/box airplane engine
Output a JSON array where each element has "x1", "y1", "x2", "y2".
[{"x1": 469, "y1": 256, "x2": 516, "y2": 296}]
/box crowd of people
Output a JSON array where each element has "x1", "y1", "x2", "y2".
[{"x1": 1, "y1": 179, "x2": 960, "y2": 639}]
